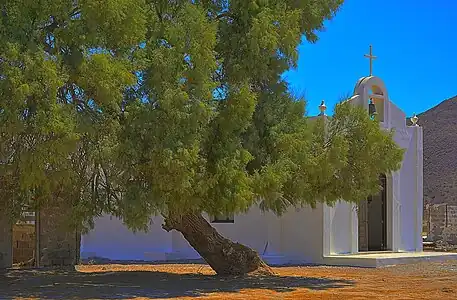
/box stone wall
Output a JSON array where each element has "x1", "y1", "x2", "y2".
[
  {"x1": 1, "y1": 203, "x2": 81, "y2": 269},
  {"x1": 0, "y1": 211, "x2": 12, "y2": 269},
  {"x1": 12, "y1": 224, "x2": 35, "y2": 264},
  {"x1": 38, "y1": 205, "x2": 79, "y2": 267},
  {"x1": 424, "y1": 204, "x2": 457, "y2": 245}
]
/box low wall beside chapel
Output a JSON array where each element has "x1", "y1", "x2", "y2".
[
  {"x1": 38, "y1": 205, "x2": 80, "y2": 267},
  {"x1": 424, "y1": 204, "x2": 457, "y2": 245},
  {"x1": 0, "y1": 211, "x2": 12, "y2": 269}
]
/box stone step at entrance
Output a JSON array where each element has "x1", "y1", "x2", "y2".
[{"x1": 323, "y1": 251, "x2": 457, "y2": 268}]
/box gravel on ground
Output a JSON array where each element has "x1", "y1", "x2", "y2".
[{"x1": 0, "y1": 260, "x2": 456, "y2": 299}]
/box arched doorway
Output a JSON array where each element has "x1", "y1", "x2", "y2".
[{"x1": 358, "y1": 174, "x2": 388, "y2": 252}]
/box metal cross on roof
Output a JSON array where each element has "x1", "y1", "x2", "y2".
[{"x1": 364, "y1": 45, "x2": 377, "y2": 76}]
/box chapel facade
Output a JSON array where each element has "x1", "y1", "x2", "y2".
[
  {"x1": 4, "y1": 48, "x2": 456, "y2": 269},
  {"x1": 78, "y1": 74, "x2": 432, "y2": 267}
]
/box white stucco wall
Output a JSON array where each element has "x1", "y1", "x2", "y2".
[
  {"x1": 280, "y1": 205, "x2": 324, "y2": 263},
  {"x1": 399, "y1": 133, "x2": 416, "y2": 250},
  {"x1": 81, "y1": 215, "x2": 172, "y2": 261},
  {"x1": 81, "y1": 207, "x2": 272, "y2": 261},
  {"x1": 388, "y1": 101, "x2": 423, "y2": 252},
  {"x1": 81, "y1": 205, "x2": 325, "y2": 264},
  {"x1": 328, "y1": 76, "x2": 423, "y2": 255},
  {"x1": 81, "y1": 75, "x2": 424, "y2": 263},
  {"x1": 212, "y1": 208, "x2": 269, "y2": 254},
  {"x1": 402, "y1": 125, "x2": 423, "y2": 251},
  {"x1": 326, "y1": 201, "x2": 355, "y2": 255}
]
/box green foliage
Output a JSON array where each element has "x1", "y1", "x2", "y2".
[
  {"x1": 0, "y1": 0, "x2": 143, "y2": 224},
  {"x1": 255, "y1": 101, "x2": 404, "y2": 213},
  {"x1": 0, "y1": 0, "x2": 404, "y2": 232}
]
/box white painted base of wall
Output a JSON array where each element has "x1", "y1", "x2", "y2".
[
  {"x1": 80, "y1": 250, "x2": 201, "y2": 261},
  {"x1": 82, "y1": 249, "x2": 457, "y2": 269},
  {"x1": 261, "y1": 255, "x2": 321, "y2": 266},
  {"x1": 80, "y1": 252, "x2": 315, "y2": 266}
]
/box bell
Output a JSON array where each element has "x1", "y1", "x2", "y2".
[{"x1": 368, "y1": 99, "x2": 377, "y2": 117}]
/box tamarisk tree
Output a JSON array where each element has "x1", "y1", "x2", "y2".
[
  {"x1": 0, "y1": 0, "x2": 404, "y2": 275},
  {"x1": 0, "y1": 0, "x2": 144, "y2": 225},
  {"x1": 111, "y1": 0, "x2": 404, "y2": 275}
]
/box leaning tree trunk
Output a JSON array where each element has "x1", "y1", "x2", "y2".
[{"x1": 162, "y1": 212, "x2": 274, "y2": 276}]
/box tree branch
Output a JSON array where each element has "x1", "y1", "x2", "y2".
[
  {"x1": 161, "y1": 217, "x2": 175, "y2": 232},
  {"x1": 215, "y1": 12, "x2": 231, "y2": 20}
]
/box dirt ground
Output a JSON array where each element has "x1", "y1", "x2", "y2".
[{"x1": 1, "y1": 260, "x2": 456, "y2": 300}]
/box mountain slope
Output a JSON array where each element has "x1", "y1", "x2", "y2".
[{"x1": 418, "y1": 96, "x2": 457, "y2": 205}]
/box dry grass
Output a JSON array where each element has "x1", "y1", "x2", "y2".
[{"x1": 1, "y1": 260, "x2": 456, "y2": 299}]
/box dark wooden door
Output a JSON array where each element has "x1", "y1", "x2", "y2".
[
  {"x1": 358, "y1": 199, "x2": 369, "y2": 252},
  {"x1": 359, "y1": 174, "x2": 387, "y2": 251}
]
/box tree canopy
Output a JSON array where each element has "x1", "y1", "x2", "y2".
[{"x1": 0, "y1": 0, "x2": 403, "y2": 233}]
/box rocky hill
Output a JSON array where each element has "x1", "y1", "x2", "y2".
[{"x1": 418, "y1": 96, "x2": 457, "y2": 206}]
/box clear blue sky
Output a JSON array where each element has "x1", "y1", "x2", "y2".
[{"x1": 284, "y1": 0, "x2": 457, "y2": 117}]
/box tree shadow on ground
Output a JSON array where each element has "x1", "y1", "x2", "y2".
[{"x1": 0, "y1": 267, "x2": 354, "y2": 299}]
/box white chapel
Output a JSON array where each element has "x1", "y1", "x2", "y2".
[{"x1": 81, "y1": 54, "x2": 457, "y2": 267}]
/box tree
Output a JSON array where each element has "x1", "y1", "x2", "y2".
[
  {"x1": 0, "y1": 0, "x2": 145, "y2": 225},
  {"x1": 108, "y1": 0, "x2": 403, "y2": 275},
  {"x1": 0, "y1": 0, "x2": 404, "y2": 276}
]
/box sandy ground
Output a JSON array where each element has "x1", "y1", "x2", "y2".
[{"x1": 0, "y1": 260, "x2": 456, "y2": 300}]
